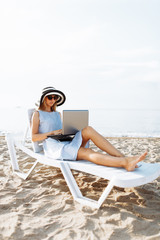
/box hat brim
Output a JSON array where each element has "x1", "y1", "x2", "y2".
[{"x1": 40, "y1": 89, "x2": 66, "y2": 106}]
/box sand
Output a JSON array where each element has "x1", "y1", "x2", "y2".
[{"x1": 0, "y1": 136, "x2": 160, "y2": 240}]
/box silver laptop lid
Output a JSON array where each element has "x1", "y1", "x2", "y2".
[{"x1": 62, "y1": 110, "x2": 89, "y2": 135}]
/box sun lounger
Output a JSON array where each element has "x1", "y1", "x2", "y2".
[{"x1": 5, "y1": 109, "x2": 160, "y2": 209}]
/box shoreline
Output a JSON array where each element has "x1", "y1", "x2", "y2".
[
  {"x1": 0, "y1": 107, "x2": 160, "y2": 139},
  {"x1": 106, "y1": 136, "x2": 160, "y2": 139},
  {"x1": 1, "y1": 136, "x2": 160, "y2": 239}
]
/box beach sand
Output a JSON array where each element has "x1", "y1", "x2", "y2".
[{"x1": 0, "y1": 136, "x2": 160, "y2": 240}]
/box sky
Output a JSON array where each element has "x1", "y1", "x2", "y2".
[{"x1": 0, "y1": 0, "x2": 160, "y2": 111}]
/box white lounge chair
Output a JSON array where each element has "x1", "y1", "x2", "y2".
[{"x1": 5, "y1": 109, "x2": 160, "y2": 209}]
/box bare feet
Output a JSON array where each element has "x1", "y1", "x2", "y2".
[{"x1": 125, "y1": 152, "x2": 148, "y2": 171}]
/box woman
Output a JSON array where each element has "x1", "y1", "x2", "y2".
[{"x1": 31, "y1": 86, "x2": 147, "y2": 171}]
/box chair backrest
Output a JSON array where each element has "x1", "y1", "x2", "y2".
[{"x1": 26, "y1": 108, "x2": 43, "y2": 153}]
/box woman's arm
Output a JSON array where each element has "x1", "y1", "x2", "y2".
[{"x1": 31, "y1": 111, "x2": 62, "y2": 142}]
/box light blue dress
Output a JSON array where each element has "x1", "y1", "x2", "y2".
[{"x1": 38, "y1": 110, "x2": 82, "y2": 160}]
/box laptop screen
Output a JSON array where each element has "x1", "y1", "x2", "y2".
[{"x1": 62, "y1": 110, "x2": 89, "y2": 135}]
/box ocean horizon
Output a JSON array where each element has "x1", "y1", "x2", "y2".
[
  {"x1": 90, "y1": 108, "x2": 160, "y2": 138},
  {"x1": 0, "y1": 107, "x2": 160, "y2": 138}
]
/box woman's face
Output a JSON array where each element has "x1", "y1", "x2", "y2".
[{"x1": 44, "y1": 95, "x2": 58, "y2": 107}]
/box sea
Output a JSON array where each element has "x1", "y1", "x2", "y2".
[{"x1": 0, "y1": 107, "x2": 160, "y2": 138}]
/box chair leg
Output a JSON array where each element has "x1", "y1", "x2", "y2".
[
  {"x1": 60, "y1": 162, "x2": 83, "y2": 199},
  {"x1": 97, "y1": 179, "x2": 115, "y2": 208},
  {"x1": 5, "y1": 133, "x2": 38, "y2": 180},
  {"x1": 6, "y1": 133, "x2": 20, "y2": 171},
  {"x1": 16, "y1": 160, "x2": 39, "y2": 180},
  {"x1": 60, "y1": 162, "x2": 115, "y2": 209}
]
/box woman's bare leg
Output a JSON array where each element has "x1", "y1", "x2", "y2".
[
  {"x1": 81, "y1": 126, "x2": 125, "y2": 157},
  {"x1": 77, "y1": 147, "x2": 147, "y2": 171}
]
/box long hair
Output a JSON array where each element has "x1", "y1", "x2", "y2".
[{"x1": 51, "y1": 102, "x2": 57, "y2": 112}]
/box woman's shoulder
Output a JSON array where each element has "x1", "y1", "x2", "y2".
[
  {"x1": 31, "y1": 110, "x2": 40, "y2": 125},
  {"x1": 32, "y1": 110, "x2": 39, "y2": 118}
]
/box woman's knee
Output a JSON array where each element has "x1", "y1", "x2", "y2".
[
  {"x1": 82, "y1": 126, "x2": 94, "y2": 138},
  {"x1": 85, "y1": 126, "x2": 94, "y2": 132}
]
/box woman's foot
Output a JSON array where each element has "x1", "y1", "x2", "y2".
[{"x1": 125, "y1": 152, "x2": 148, "y2": 171}]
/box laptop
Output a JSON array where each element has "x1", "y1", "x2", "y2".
[{"x1": 48, "y1": 110, "x2": 89, "y2": 141}]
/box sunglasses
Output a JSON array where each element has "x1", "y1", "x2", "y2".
[{"x1": 47, "y1": 95, "x2": 59, "y2": 100}]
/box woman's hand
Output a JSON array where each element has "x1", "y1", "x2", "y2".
[{"x1": 51, "y1": 129, "x2": 62, "y2": 135}]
